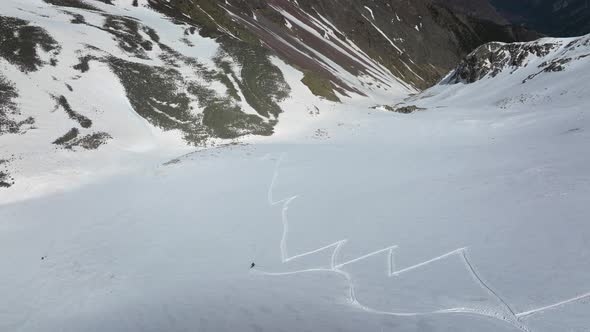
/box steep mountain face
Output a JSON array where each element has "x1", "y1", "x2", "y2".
[
  {"x1": 490, "y1": 0, "x2": 590, "y2": 37},
  {"x1": 0, "y1": 0, "x2": 305, "y2": 192},
  {"x1": 1, "y1": 0, "x2": 293, "y2": 145},
  {"x1": 433, "y1": 0, "x2": 508, "y2": 24},
  {"x1": 0, "y1": 0, "x2": 546, "y2": 190},
  {"x1": 1, "y1": 4, "x2": 590, "y2": 331},
  {"x1": 155, "y1": 0, "x2": 541, "y2": 92},
  {"x1": 2, "y1": 24, "x2": 590, "y2": 332},
  {"x1": 445, "y1": 34, "x2": 590, "y2": 84},
  {"x1": 402, "y1": 33, "x2": 590, "y2": 117}
]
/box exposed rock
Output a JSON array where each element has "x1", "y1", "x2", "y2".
[
  {"x1": 446, "y1": 41, "x2": 558, "y2": 83},
  {"x1": 150, "y1": 0, "x2": 540, "y2": 95},
  {"x1": 523, "y1": 36, "x2": 590, "y2": 83},
  {"x1": 445, "y1": 34, "x2": 590, "y2": 85},
  {"x1": 372, "y1": 104, "x2": 426, "y2": 114}
]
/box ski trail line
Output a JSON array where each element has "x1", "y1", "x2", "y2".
[
  {"x1": 257, "y1": 266, "x2": 529, "y2": 332},
  {"x1": 390, "y1": 248, "x2": 466, "y2": 276},
  {"x1": 253, "y1": 268, "x2": 335, "y2": 277},
  {"x1": 283, "y1": 240, "x2": 343, "y2": 263},
  {"x1": 516, "y1": 291, "x2": 590, "y2": 318},
  {"x1": 263, "y1": 153, "x2": 590, "y2": 332},
  {"x1": 460, "y1": 250, "x2": 517, "y2": 317},
  {"x1": 268, "y1": 153, "x2": 288, "y2": 206},
  {"x1": 280, "y1": 196, "x2": 298, "y2": 262},
  {"x1": 460, "y1": 250, "x2": 529, "y2": 332},
  {"x1": 335, "y1": 245, "x2": 398, "y2": 269},
  {"x1": 331, "y1": 240, "x2": 348, "y2": 269}
]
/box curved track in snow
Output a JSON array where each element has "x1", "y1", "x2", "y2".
[{"x1": 258, "y1": 153, "x2": 590, "y2": 332}]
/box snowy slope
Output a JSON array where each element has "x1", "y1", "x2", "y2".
[
  {"x1": 417, "y1": 34, "x2": 590, "y2": 108},
  {"x1": 0, "y1": 0, "x2": 421, "y2": 196},
  {"x1": 1, "y1": 26, "x2": 590, "y2": 332},
  {"x1": 0, "y1": 0, "x2": 550, "y2": 194},
  {"x1": 0, "y1": 0, "x2": 289, "y2": 196}
]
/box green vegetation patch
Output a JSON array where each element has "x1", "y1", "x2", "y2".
[
  {"x1": 108, "y1": 43, "x2": 283, "y2": 144},
  {"x1": 0, "y1": 158, "x2": 15, "y2": 188},
  {"x1": 165, "y1": 0, "x2": 259, "y2": 44},
  {"x1": 43, "y1": 0, "x2": 101, "y2": 11},
  {"x1": 189, "y1": 83, "x2": 275, "y2": 139},
  {"x1": 301, "y1": 70, "x2": 340, "y2": 102},
  {"x1": 67, "y1": 132, "x2": 112, "y2": 150},
  {"x1": 68, "y1": 13, "x2": 86, "y2": 24},
  {"x1": 214, "y1": 39, "x2": 291, "y2": 118},
  {"x1": 102, "y1": 15, "x2": 154, "y2": 59},
  {"x1": 0, "y1": 75, "x2": 35, "y2": 135},
  {"x1": 53, "y1": 127, "x2": 79, "y2": 145},
  {"x1": 107, "y1": 57, "x2": 211, "y2": 144},
  {"x1": 73, "y1": 55, "x2": 98, "y2": 73},
  {"x1": 54, "y1": 95, "x2": 92, "y2": 128},
  {"x1": 0, "y1": 16, "x2": 61, "y2": 72},
  {"x1": 53, "y1": 128, "x2": 112, "y2": 150}
]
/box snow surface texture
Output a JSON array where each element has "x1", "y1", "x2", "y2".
[{"x1": 2, "y1": 3, "x2": 590, "y2": 332}]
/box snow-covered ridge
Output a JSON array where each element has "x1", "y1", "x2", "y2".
[
  {"x1": 444, "y1": 34, "x2": 590, "y2": 84},
  {"x1": 402, "y1": 33, "x2": 590, "y2": 115}
]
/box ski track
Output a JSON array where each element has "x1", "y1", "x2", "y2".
[
  {"x1": 257, "y1": 153, "x2": 590, "y2": 332},
  {"x1": 515, "y1": 291, "x2": 590, "y2": 319}
]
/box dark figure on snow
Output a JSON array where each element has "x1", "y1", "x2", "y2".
[{"x1": 250, "y1": 262, "x2": 255, "y2": 269}]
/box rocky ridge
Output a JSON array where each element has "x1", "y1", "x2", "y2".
[{"x1": 445, "y1": 34, "x2": 590, "y2": 84}]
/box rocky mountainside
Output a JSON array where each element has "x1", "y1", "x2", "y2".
[
  {"x1": 0, "y1": 0, "x2": 299, "y2": 190},
  {"x1": 400, "y1": 33, "x2": 590, "y2": 118},
  {"x1": 445, "y1": 34, "x2": 590, "y2": 84},
  {"x1": 489, "y1": 0, "x2": 590, "y2": 37},
  {"x1": 433, "y1": 0, "x2": 508, "y2": 25},
  {"x1": 2, "y1": 13, "x2": 590, "y2": 332},
  {"x1": 2, "y1": 3, "x2": 590, "y2": 331},
  {"x1": 435, "y1": 0, "x2": 590, "y2": 37},
  {"x1": 154, "y1": 0, "x2": 541, "y2": 91},
  {"x1": 0, "y1": 0, "x2": 547, "y2": 190}
]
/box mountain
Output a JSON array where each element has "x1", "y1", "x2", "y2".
[
  {"x1": 435, "y1": 0, "x2": 590, "y2": 37},
  {"x1": 153, "y1": 0, "x2": 542, "y2": 90},
  {"x1": 489, "y1": 0, "x2": 590, "y2": 37},
  {"x1": 433, "y1": 0, "x2": 509, "y2": 24},
  {"x1": 0, "y1": 0, "x2": 543, "y2": 192},
  {"x1": 1, "y1": 22, "x2": 590, "y2": 332},
  {"x1": 445, "y1": 35, "x2": 590, "y2": 84},
  {"x1": 404, "y1": 34, "x2": 590, "y2": 113},
  {"x1": 2, "y1": 1, "x2": 590, "y2": 332}
]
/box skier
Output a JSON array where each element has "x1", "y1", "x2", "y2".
[{"x1": 250, "y1": 262, "x2": 256, "y2": 269}]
